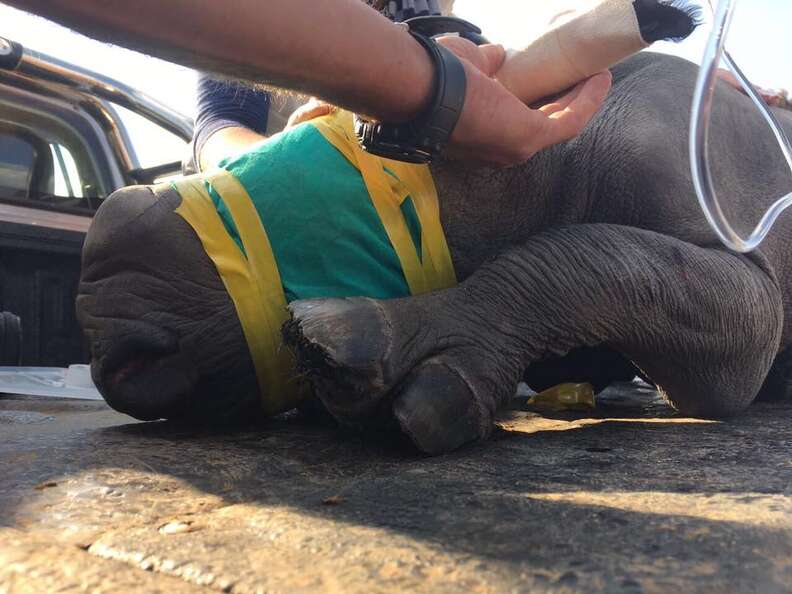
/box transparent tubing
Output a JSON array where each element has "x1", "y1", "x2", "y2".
[{"x1": 690, "y1": 0, "x2": 792, "y2": 253}]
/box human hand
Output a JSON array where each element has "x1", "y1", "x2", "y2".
[
  {"x1": 437, "y1": 37, "x2": 612, "y2": 167},
  {"x1": 716, "y1": 69, "x2": 785, "y2": 107},
  {"x1": 286, "y1": 99, "x2": 336, "y2": 130}
]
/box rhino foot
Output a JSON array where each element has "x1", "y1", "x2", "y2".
[
  {"x1": 284, "y1": 297, "x2": 401, "y2": 424},
  {"x1": 284, "y1": 296, "x2": 506, "y2": 453},
  {"x1": 391, "y1": 359, "x2": 491, "y2": 455}
]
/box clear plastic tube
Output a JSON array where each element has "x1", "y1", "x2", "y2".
[{"x1": 690, "y1": 0, "x2": 792, "y2": 253}]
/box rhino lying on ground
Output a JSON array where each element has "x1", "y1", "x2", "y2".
[{"x1": 78, "y1": 52, "x2": 792, "y2": 454}]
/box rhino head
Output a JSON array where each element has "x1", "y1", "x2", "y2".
[{"x1": 77, "y1": 185, "x2": 261, "y2": 422}]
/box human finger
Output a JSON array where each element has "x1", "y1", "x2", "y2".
[
  {"x1": 537, "y1": 70, "x2": 609, "y2": 116},
  {"x1": 436, "y1": 36, "x2": 505, "y2": 77},
  {"x1": 286, "y1": 99, "x2": 336, "y2": 129},
  {"x1": 448, "y1": 57, "x2": 607, "y2": 167},
  {"x1": 474, "y1": 43, "x2": 506, "y2": 77},
  {"x1": 534, "y1": 70, "x2": 612, "y2": 148}
]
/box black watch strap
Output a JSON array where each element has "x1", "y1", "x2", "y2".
[
  {"x1": 355, "y1": 17, "x2": 481, "y2": 164},
  {"x1": 405, "y1": 16, "x2": 488, "y2": 43}
]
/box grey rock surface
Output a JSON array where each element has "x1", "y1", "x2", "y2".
[{"x1": 1, "y1": 385, "x2": 790, "y2": 593}]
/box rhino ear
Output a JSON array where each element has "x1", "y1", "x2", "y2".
[{"x1": 633, "y1": 0, "x2": 703, "y2": 43}]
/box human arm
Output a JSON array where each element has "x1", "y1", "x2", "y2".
[
  {"x1": 192, "y1": 76, "x2": 271, "y2": 172},
  {"x1": 7, "y1": 0, "x2": 435, "y2": 122},
  {"x1": 716, "y1": 69, "x2": 789, "y2": 109},
  {"x1": 494, "y1": 0, "x2": 698, "y2": 106},
  {"x1": 196, "y1": 95, "x2": 335, "y2": 172},
  {"x1": 8, "y1": 0, "x2": 610, "y2": 166},
  {"x1": 193, "y1": 73, "x2": 343, "y2": 171}
]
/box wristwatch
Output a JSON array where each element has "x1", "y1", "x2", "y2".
[{"x1": 354, "y1": 16, "x2": 485, "y2": 164}]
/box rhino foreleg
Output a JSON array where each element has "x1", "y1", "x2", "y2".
[{"x1": 285, "y1": 224, "x2": 783, "y2": 453}]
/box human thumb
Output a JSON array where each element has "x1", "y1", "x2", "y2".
[{"x1": 477, "y1": 43, "x2": 506, "y2": 77}]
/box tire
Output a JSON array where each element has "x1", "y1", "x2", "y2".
[{"x1": 0, "y1": 312, "x2": 22, "y2": 366}]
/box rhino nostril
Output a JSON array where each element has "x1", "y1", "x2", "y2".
[
  {"x1": 96, "y1": 323, "x2": 177, "y2": 382},
  {"x1": 93, "y1": 324, "x2": 198, "y2": 421},
  {"x1": 106, "y1": 353, "x2": 160, "y2": 392},
  {"x1": 97, "y1": 351, "x2": 199, "y2": 422}
]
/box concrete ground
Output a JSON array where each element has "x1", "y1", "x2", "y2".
[{"x1": 1, "y1": 383, "x2": 790, "y2": 594}]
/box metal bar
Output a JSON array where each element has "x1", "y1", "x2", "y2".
[
  {"x1": 1, "y1": 38, "x2": 193, "y2": 142},
  {"x1": 51, "y1": 143, "x2": 75, "y2": 197}
]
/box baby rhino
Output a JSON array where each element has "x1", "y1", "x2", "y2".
[{"x1": 77, "y1": 52, "x2": 792, "y2": 454}]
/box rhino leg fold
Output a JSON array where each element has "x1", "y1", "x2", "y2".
[
  {"x1": 455, "y1": 224, "x2": 784, "y2": 419},
  {"x1": 286, "y1": 224, "x2": 784, "y2": 453}
]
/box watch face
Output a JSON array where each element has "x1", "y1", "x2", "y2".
[
  {"x1": 360, "y1": 142, "x2": 432, "y2": 164},
  {"x1": 354, "y1": 116, "x2": 433, "y2": 164}
]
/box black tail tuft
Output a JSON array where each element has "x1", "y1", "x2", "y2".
[{"x1": 633, "y1": 0, "x2": 703, "y2": 43}]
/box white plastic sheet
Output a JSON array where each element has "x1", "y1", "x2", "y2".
[{"x1": 0, "y1": 365, "x2": 103, "y2": 400}]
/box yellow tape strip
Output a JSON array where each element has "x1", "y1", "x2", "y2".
[
  {"x1": 356, "y1": 147, "x2": 428, "y2": 295},
  {"x1": 312, "y1": 111, "x2": 457, "y2": 295},
  {"x1": 388, "y1": 160, "x2": 457, "y2": 291},
  {"x1": 161, "y1": 112, "x2": 455, "y2": 415},
  {"x1": 170, "y1": 174, "x2": 299, "y2": 415}
]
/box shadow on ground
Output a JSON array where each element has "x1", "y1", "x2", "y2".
[{"x1": 1, "y1": 384, "x2": 790, "y2": 593}]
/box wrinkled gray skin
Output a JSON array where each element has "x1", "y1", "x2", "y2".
[{"x1": 78, "y1": 53, "x2": 792, "y2": 454}]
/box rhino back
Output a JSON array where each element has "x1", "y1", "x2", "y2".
[
  {"x1": 601, "y1": 53, "x2": 792, "y2": 327},
  {"x1": 592, "y1": 53, "x2": 791, "y2": 246},
  {"x1": 434, "y1": 52, "x2": 792, "y2": 300}
]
